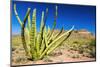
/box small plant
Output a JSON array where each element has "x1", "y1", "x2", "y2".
[
  {"x1": 88, "y1": 39, "x2": 96, "y2": 58},
  {"x1": 14, "y1": 4, "x2": 74, "y2": 60},
  {"x1": 80, "y1": 39, "x2": 96, "y2": 57},
  {"x1": 70, "y1": 54, "x2": 80, "y2": 58}
]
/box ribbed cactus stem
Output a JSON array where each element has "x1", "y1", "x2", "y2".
[
  {"x1": 56, "y1": 5, "x2": 58, "y2": 18},
  {"x1": 26, "y1": 13, "x2": 31, "y2": 45},
  {"x1": 35, "y1": 34, "x2": 40, "y2": 57},
  {"x1": 14, "y1": 4, "x2": 30, "y2": 32},
  {"x1": 47, "y1": 5, "x2": 57, "y2": 41},
  {"x1": 30, "y1": 8, "x2": 37, "y2": 60},
  {"x1": 28, "y1": 13, "x2": 31, "y2": 31},
  {"x1": 44, "y1": 27, "x2": 48, "y2": 47},
  {"x1": 53, "y1": 26, "x2": 64, "y2": 40},
  {"x1": 40, "y1": 11, "x2": 44, "y2": 32},
  {"x1": 39, "y1": 11, "x2": 45, "y2": 51},
  {"x1": 14, "y1": 4, "x2": 22, "y2": 26},
  {"x1": 44, "y1": 8, "x2": 48, "y2": 25},
  {"x1": 47, "y1": 28, "x2": 73, "y2": 54},
  {"x1": 40, "y1": 8, "x2": 48, "y2": 51},
  {"x1": 39, "y1": 26, "x2": 74, "y2": 59},
  {"x1": 21, "y1": 8, "x2": 31, "y2": 56}
]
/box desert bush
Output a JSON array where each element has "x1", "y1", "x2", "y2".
[
  {"x1": 69, "y1": 40, "x2": 93, "y2": 55},
  {"x1": 81, "y1": 39, "x2": 96, "y2": 58},
  {"x1": 88, "y1": 39, "x2": 96, "y2": 57},
  {"x1": 70, "y1": 54, "x2": 80, "y2": 58},
  {"x1": 15, "y1": 56, "x2": 27, "y2": 63},
  {"x1": 89, "y1": 39, "x2": 96, "y2": 46},
  {"x1": 74, "y1": 30, "x2": 78, "y2": 33},
  {"x1": 69, "y1": 41, "x2": 82, "y2": 51},
  {"x1": 49, "y1": 49, "x2": 62, "y2": 57}
]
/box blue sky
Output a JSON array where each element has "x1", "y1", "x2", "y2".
[{"x1": 11, "y1": 1, "x2": 96, "y2": 35}]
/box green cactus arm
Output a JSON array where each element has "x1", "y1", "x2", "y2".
[
  {"x1": 55, "y1": 6, "x2": 58, "y2": 17},
  {"x1": 35, "y1": 34, "x2": 40, "y2": 56},
  {"x1": 40, "y1": 26, "x2": 47, "y2": 54},
  {"x1": 44, "y1": 26, "x2": 48, "y2": 47},
  {"x1": 39, "y1": 11, "x2": 44, "y2": 44},
  {"x1": 39, "y1": 25, "x2": 74, "y2": 59},
  {"x1": 24, "y1": 9, "x2": 31, "y2": 43},
  {"x1": 47, "y1": 31, "x2": 54, "y2": 44},
  {"x1": 47, "y1": 6, "x2": 57, "y2": 41},
  {"x1": 14, "y1": 4, "x2": 30, "y2": 34},
  {"x1": 43, "y1": 8, "x2": 48, "y2": 29},
  {"x1": 14, "y1": 4, "x2": 22, "y2": 26},
  {"x1": 47, "y1": 26, "x2": 51, "y2": 38},
  {"x1": 27, "y1": 13, "x2": 31, "y2": 31},
  {"x1": 47, "y1": 29, "x2": 73, "y2": 54},
  {"x1": 14, "y1": 3, "x2": 31, "y2": 27},
  {"x1": 47, "y1": 21, "x2": 56, "y2": 41},
  {"x1": 23, "y1": 8, "x2": 31, "y2": 24},
  {"x1": 38, "y1": 11, "x2": 45, "y2": 51},
  {"x1": 21, "y1": 8, "x2": 31, "y2": 56},
  {"x1": 44, "y1": 34, "x2": 48, "y2": 47},
  {"x1": 30, "y1": 8, "x2": 37, "y2": 46},
  {"x1": 24, "y1": 8, "x2": 31, "y2": 46},
  {"x1": 26, "y1": 13, "x2": 31, "y2": 45},
  {"x1": 47, "y1": 26, "x2": 63, "y2": 45},
  {"x1": 53, "y1": 26, "x2": 64, "y2": 40},
  {"x1": 40, "y1": 39, "x2": 45, "y2": 54},
  {"x1": 40, "y1": 11, "x2": 44, "y2": 32},
  {"x1": 40, "y1": 8, "x2": 48, "y2": 50},
  {"x1": 40, "y1": 26, "x2": 48, "y2": 54},
  {"x1": 30, "y1": 9, "x2": 37, "y2": 60},
  {"x1": 40, "y1": 8, "x2": 48, "y2": 34},
  {"x1": 41, "y1": 8, "x2": 48, "y2": 36}
]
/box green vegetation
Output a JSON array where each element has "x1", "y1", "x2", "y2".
[
  {"x1": 13, "y1": 4, "x2": 74, "y2": 60},
  {"x1": 65, "y1": 36, "x2": 96, "y2": 58}
]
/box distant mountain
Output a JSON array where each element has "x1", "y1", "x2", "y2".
[
  {"x1": 12, "y1": 29, "x2": 95, "y2": 42},
  {"x1": 53, "y1": 29, "x2": 95, "y2": 40}
]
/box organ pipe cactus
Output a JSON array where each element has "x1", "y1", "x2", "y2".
[{"x1": 14, "y1": 4, "x2": 74, "y2": 60}]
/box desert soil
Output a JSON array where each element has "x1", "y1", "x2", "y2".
[{"x1": 12, "y1": 44, "x2": 95, "y2": 66}]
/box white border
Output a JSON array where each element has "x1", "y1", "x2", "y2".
[
  {"x1": 16, "y1": 0, "x2": 97, "y2": 5},
  {"x1": 0, "y1": 0, "x2": 100, "y2": 67}
]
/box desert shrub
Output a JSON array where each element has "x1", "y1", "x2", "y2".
[
  {"x1": 82, "y1": 39, "x2": 96, "y2": 58},
  {"x1": 89, "y1": 39, "x2": 96, "y2": 46},
  {"x1": 70, "y1": 41, "x2": 82, "y2": 51},
  {"x1": 89, "y1": 47, "x2": 96, "y2": 58},
  {"x1": 74, "y1": 30, "x2": 78, "y2": 33},
  {"x1": 71, "y1": 54, "x2": 80, "y2": 58},
  {"x1": 15, "y1": 56, "x2": 27, "y2": 63},
  {"x1": 49, "y1": 47, "x2": 62, "y2": 56},
  {"x1": 73, "y1": 41, "x2": 79, "y2": 44},
  {"x1": 88, "y1": 39, "x2": 96, "y2": 57}
]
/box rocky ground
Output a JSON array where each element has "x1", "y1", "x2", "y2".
[
  {"x1": 12, "y1": 29, "x2": 96, "y2": 66},
  {"x1": 12, "y1": 44, "x2": 95, "y2": 66}
]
